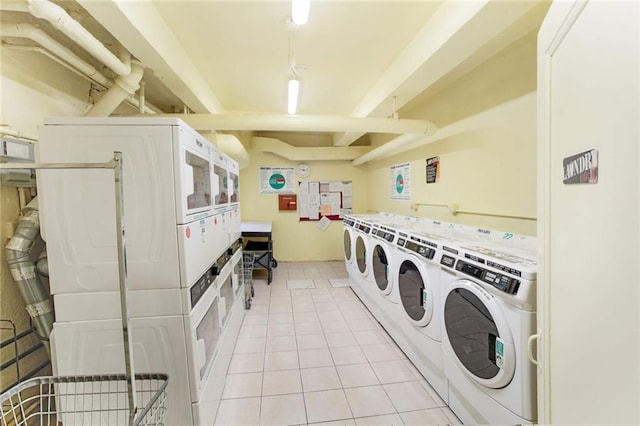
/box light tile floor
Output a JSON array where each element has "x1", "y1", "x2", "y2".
[{"x1": 214, "y1": 261, "x2": 461, "y2": 426}]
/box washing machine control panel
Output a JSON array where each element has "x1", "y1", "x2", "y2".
[
  {"x1": 455, "y1": 260, "x2": 520, "y2": 295},
  {"x1": 344, "y1": 218, "x2": 355, "y2": 227},
  {"x1": 357, "y1": 223, "x2": 371, "y2": 233},
  {"x1": 440, "y1": 254, "x2": 456, "y2": 268},
  {"x1": 405, "y1": 240, "x2": 436, "y2": 260},
  {"x1": 372, "y1": 228, "x2": 396, "y2": 243}
]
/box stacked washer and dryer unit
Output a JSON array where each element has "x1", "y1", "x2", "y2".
[
  {"x1": 343, "y1": 213, "x2": 538, "y2": 424},
  {"x1": 38, "y1": 117, "x2": 245, "y2": 425}
]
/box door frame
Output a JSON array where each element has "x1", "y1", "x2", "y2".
[{"x1": 537, "y1": 1, "x2": 591, "y2": 422}]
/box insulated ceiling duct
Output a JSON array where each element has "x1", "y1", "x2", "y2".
[{"x1": 216, "y1": 133, "x2": 250, "y2": 169}]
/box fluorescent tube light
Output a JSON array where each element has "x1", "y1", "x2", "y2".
[
  {"x1": 291, "y1": 0, "x2": 309, "y2": 25},
  {"x1": 287, "y1": 79, "x2": 299, "y2": 115}
]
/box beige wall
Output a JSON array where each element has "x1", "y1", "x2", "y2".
[
  {"x1": 366, "y1": 31, "x2": 538, "y2": 236},
  {"x1": 1, "y1": 48, "x2": 91, "y2": 386},
  {"x1": 240, "y1": 146, "x2": 368, "y2": 262},
  {"x1": 238, "y1": 31, "x2": 540, "y2": 263}
]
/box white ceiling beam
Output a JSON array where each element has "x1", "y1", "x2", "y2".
[
  {"x1": 77, "y1": 0, "x2": 223, "y2": 113},
  {"x1": 352, "y1": 93, "x2": 535, "y2": 166},
  {"x1": 149, "y1": 114, "x2": 436, "y2": 134},
  {"x1": 334, "y1": 0, "x2": 541, "y2": 147},
  {"x1": 254, "y1": 137, "x2": 369, "y2": 162}
]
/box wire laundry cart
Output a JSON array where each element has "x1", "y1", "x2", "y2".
[
  {"x1": 0, "y1": 373, "x2": 168, "y2": 426},
  {"x1": 242, "y1": 251, "x2": 257, "y2": 309},
  {"x1": 0, "y1": 153, "x2": 168, "y2": 426}
]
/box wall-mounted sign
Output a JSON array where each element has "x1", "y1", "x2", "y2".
[
  {"x1": 426, "y1": 156, "x2": 440, "y2": 184},
  {"x1": 391, "y1": 162, "x2": 411, "y2": 200},
  {"x1": 563, "y1": 149, "x2": 598, "y2": 184},
  {"x1": 259, "y1": 167, "x2": 295, "y2": 194}
]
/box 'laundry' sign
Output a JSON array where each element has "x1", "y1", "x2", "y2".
[{"x1": 563, "y1": 149, "x2": 598, "y2": 184}]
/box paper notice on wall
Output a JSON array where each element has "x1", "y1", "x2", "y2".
[
  {"x1": 317, "y1": 215, "x2": 331, "y2": 231},
  {"x1": 308, "y1": 193, "x2": 320, "y2": 220},
  {"x1": 309, "y1": 182, "x2": 320, "y2": 195},
  {"x1": 299, "y1": 181, "x2": 309, "y2": 194},
  {"x1": 342, "y1": 196, "x2": 353, "y2": 209},
  {"x1": 390, "y1": 162, "x2": 411, "y2": 200},
  {"x1": 320, "y1": 204, "x2": 332, "y2": 216},
  {"x1": 342, "y1": 181, "x2": 352, "y2": 197},
  {"x1": 298, "y1": 194, "x2": 310, "y2": 217},
  {"x1": 329, "y1": 181, "x2": 343, "y2": 192},
  {"x1": 319, "y1": 182, "x2": 331, "y2": 192},
  {"x1": 329, "y1": 192, "x2": 341, "y2": 215},
  {"x1": 259, "y1": 167, "x2": 295, "y2": 194}
]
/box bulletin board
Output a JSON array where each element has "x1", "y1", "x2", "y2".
[{"x1": 298, "y1": 181, "x2": 353, "y2": 221}]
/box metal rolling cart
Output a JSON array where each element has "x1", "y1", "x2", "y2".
[
  {"x1": 241, "y1": 251, "x2": 256, "y2": 309},
  {"x1": 0, "y1": 153, "x2": 168, "y2": 426},
  {"x1": 241, "y1": 221, "x2": 277, "y2": 285}
]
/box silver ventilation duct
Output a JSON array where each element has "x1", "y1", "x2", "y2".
[{"x1": 5, "y1": 198, "x2": 53, "y2": 355}]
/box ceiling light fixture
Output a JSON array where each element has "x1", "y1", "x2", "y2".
[
  {"x1": 291, "y1": 0, "x2": 310, "y2": 25},
  {"x1": 287, "y1": 78, "x2": 299, "y2": 115}
]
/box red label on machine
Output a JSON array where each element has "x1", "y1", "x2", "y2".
[{"x1": 186, "y1": 227, "x2": 191, "y2": 238}]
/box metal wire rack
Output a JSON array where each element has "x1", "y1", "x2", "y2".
[
  {"x1": 0, "y1": 153, "x2": 168, "y2": 426},
  {"x1": 241, "y1": 251, "x2": 257, "y2": 309},
  {"x1": 0, "y1": 373, "x2": 168, "y2": 426}
]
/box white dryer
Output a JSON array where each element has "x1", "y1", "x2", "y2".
[{"x1": 440, "y1": 243, "x2": 537, "y2": 424}]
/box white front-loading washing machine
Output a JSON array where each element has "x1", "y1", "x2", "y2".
[
  {"x1": 343, "y1": 216, "x2": 358, "y2": 279},
  {"x1": 348, "y1": 217, "x2": 393, "y2": 323},
  {"x1": 360, "y1": 221, "x2": 404, "y2": 329},
  {"x1": 352, "y1": 217, "x2": 376, "y2": 290},
  {"x1": 369, "y1": 222, "x2": 401, "y2": 305},
  {"x1": 440, "y1": 243, "x2": 537, "y2": 424},
  {"x1": 385, "y1": 228, "x2": 450, "y2": 402}
]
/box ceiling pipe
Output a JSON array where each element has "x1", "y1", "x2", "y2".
[
  {"x1": 0, "y1": 2, "x2": 29, "y2": 13},
  {"x1": 148, "y1": 114, "x2": 435, "y2": 134},
  {"x1": 254, "y1": 136, "x2": 369, "y2": 161},
  {"x1": 3, "y1": 42, "x2": 101, "y2": 86},
  {"x1": 0, "y1": 126, "x2": 37, "y2": 141},
  {"x1": 0, "y1": 25, "x2": 159, "y2": 114},
  {"x1": 27, "y1": 0, "x2": 132, "y2": 76},
  {"x1": 0, "y1": 22, "x2": 112, "y2": 88},
  {"x1": 85, "y1": 60, "x2": 145, "y2": 117}
]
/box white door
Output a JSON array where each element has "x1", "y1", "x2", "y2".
[{"x1": 537, "y1": 1, "x2": 639, "y2": 423}]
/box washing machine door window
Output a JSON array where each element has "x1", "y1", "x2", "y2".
[
  {"x1": 397, "y1": 259, "x2": 434, "y2": 325},
  {"x1": 355, "y1": 236, "x2": 367, "y2": 274},
  {"x1": 372, "y1": 244, "x2": 390, "y2": 292},
  {"x1": 443, "y1": 280, "x2": 516, "y2": 388},
  {"x1": 344, "y1": 230, "x2": 352, "y2": 261}
]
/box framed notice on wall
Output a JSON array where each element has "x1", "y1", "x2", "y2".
[
  {"x1": 259, "y1": 167, "x2": 295, "y2": 194},
  {"x1": 426, "y1": 156, "x2": 440, "y2": 183},
  {"x1": 390, "y1": 163, "x2": 410, "y2": 200},
  {"x1": 298, "y1": 181, "x2": 352, "y2": 221}
]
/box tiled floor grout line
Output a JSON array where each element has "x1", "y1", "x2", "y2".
[{"x1": 219, "y1": 264, "x2": 455, "y2": 425}]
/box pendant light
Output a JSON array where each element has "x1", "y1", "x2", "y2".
[
  {"x1": 287, "y1": 78, "x2": 299, "y2": 115},
  {"x1": 291, "y1": 0, "x2": 310, "y2": 25}
]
